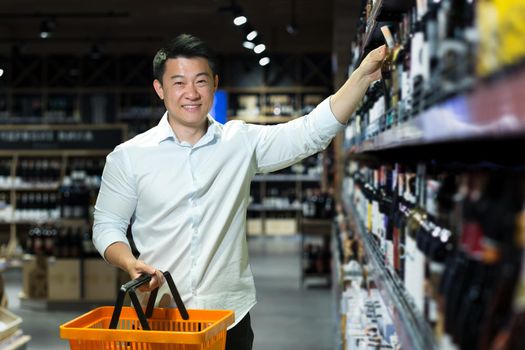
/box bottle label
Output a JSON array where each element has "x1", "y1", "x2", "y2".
[
  {"x1": 410, "y1": 32, "x2": 430, "y2": 87},
  {"x1": 404, "y1": 232, "x2": 426, "y2": 313},
  {"x1": 425, "y1": 180, "x2": 441, "y2": 217}
]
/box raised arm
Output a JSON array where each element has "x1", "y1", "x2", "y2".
[
  {"x1": 330, "y1": 45, "x2": 386, "y2": 124},
  {"x1": 244, "y1": 46, "x2": 386, "y2": 174}
]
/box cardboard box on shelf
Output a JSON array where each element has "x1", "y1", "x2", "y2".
[
  {"x1": 247, "y1": 218, "x2": 263, "y2": 236},
  {"x1": 22, "y1": 255, "x2": 47, "y2": 299},
  {"x1": 83, "y1": 258, "x2": 118, "y2": 301},
  {"x1": 265, "y1": 218, "x2": 297, "y2": 235},
  {"x1": 47, "y1": 258, "x2": 80, "y2": 301}
]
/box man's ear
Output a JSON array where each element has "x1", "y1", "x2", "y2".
[
  {"x1": 153, "y1": 79, "x2": 164, "y2": 100},
  {"x1": 213, "y1": 75, "x2": 219, "y2": 92}
]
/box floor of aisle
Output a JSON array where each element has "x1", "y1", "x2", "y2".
[{"x1": 4, "y1": 235, "x2": 335, "y2": 350}]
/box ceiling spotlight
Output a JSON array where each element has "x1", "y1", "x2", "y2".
[
  {"x1": 242, "y1": 41, "x2": 255, "y2": 50},
  {"x1": 39, "y1": 19, "x2": 54, "y2": 39},
  {"x1": 233, "y1": 15, "x2": 247, "y2": 26},
  {"x1": 254, "y1": 44, "x2": 266, "y2": 54},
  {"x1": 0, "y1": 69, "x2": 3, "y2": 77},
  {"x1": 246, "y1": 30, "x2": 258, "y2": 41},
  {"x1": 286, "y1": 23, "x2": 299, "y2": 35},
  {"x1": 259, "y1": 57, "x2": 270, "y2": 66}
]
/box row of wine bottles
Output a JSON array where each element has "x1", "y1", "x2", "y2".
[
  {"x1": 343, "y1": 160, "x2": 525, "y2": 349},
  {"x1": 0, "y1": 156, "x2": 104, "y2": 189},
  {"x1": 249, "y1": 186, "x2": 335, "y2": 220},
  {"x1": 340, "y1": 264, "x2": 401, "y2": 350},
  {"x1": 347, "y1": 0, "x2": 525, "y2": 146},
  {"x1": 302, "y1": 240, "x2": 331, "y2": 275},
  {"x1": 0, "y1": 169, "x2": 95, "y2": 221},
  {"x1": 231, "y1": 93, "x2": 325, "y2": 118},
  {"x1": 24, "y1": 223, "x2": 98, "y2": 258}
]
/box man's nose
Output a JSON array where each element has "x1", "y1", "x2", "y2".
[{"x1": 185, "y1": 84, "x2": 200, "y2": 99}]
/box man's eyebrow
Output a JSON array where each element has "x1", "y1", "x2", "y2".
[
  {"x1": 195, "y1": 72, "x2": 212, "y2": 78},
  {"x1": 169, "y1": 72, "x2": 210, "y2": 80}
]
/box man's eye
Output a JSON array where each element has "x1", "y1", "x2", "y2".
[
  {"x1": 174, "y1": 81, "x2": 184, "y2": 86},
  {"x1": 197, "y1": 80, "x2": 208, "y2": 85}
]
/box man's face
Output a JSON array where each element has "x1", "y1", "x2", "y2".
[{"x1": 153, "y1": 57, "x2": 218, "y2": 129}]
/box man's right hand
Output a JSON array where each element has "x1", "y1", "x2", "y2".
[
  {"x1": 126, "y1": 259, "x2": 165, "y2": 291},
  {"x1": 104, "y1": 241, "x2": 165, "y2": 291}
]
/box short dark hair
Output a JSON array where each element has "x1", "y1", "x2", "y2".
[{"x1": 153, "y1": 34, "x2": 217, "y2": 82}]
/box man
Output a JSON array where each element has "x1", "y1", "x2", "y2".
[{"x1": 93, "y1": 33, "x2": 385, "y2": 349}]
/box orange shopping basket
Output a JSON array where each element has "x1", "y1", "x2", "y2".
[{"x1": 60, "y1": 271, "x2": 235, "y2": 350}]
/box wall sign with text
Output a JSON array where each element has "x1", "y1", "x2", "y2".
[{"x1": 0, "y1": 125, "x2": 127, "y2": 150}]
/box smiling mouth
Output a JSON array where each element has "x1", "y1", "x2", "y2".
[{"x1": 182, "y1": 104, "x2": 201, "y2": 111}]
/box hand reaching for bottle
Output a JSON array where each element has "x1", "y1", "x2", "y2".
[
  {"x1": 330, "y1": 44, "x2": 388, "y2": 124},
  {"x1": 357, "y1": 45, "x2": 387, "y2": 84}
]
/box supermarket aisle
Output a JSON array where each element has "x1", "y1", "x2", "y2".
[
  {"x1": 4, "y1": 236, "x2": 335, "y2": 350},
  {"x1": 249, "y1": 236, "x2": 335, "y2": 350}
]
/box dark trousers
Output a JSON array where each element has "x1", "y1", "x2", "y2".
[{"x1": 225, "y1": 313, "x2": 254, "y2": 350}]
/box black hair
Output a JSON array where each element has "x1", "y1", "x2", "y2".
[{"x1": 153, "y1": 34, "x2": 217, "y2": 82}]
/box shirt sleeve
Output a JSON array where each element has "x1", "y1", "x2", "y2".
[
  {"x1": 247, "y1": 96, "x2": 345, "y2": 173},
  {"x1": 92, "y1": 145, "x2": 138, "y2": 258}
]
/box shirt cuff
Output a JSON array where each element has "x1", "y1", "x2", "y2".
[
  {"x1": 92, "y1": 225, "x2": 130, "y2": 261},
  {"x1": 312, "y1": 96, "x2": 346, "y2": 136}
]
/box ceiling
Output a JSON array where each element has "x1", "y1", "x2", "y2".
[{"x1": 0, "y1": 0, "x2": 348, "y2": 57}]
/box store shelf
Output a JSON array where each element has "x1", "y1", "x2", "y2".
[
  {"x1": 230, "y1": 116, "x2": 298, "y2": 124},
  {"x1": 300, "y1": 218, "x2": 332, "y2": 236},
  {"x1": 248, "y1": 204, "x2": 302, "y2": 212},
  {"x1": 223, "y1": 86, "x2": 328, "y2": 94},
  {"x1": 253, "y1": 174, "x2": 321, "y2": 182},
  {"x1": 6, "y1": 186, "x2": 60, "y2": 191},
  {"x1": 0, "y1": 258, "x2": 23, "y2": 272},
  {"x1": 1, "y1": 334, "x2": 31, "y2": 350},
  {"x1": 342, "y1": 195, "x2": 438, "y2": 350},
  {"x1": 349, "y1": 67, "x2": 525, "y2": 153}
]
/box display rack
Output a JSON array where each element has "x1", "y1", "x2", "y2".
[
  {"x1": 226, "y1": 85, "x2": 329, "y2": 122},
  {"x1": 0, "y1": 124, "x2": 126, "y2": 315},
  {"x1": 300, "y1": 218, "x2": 333, "y2": 286},
  {"x1": 0, "y1": 124, "x2": 126, "y2": 244},
  {"x1": 248, "y1": 169, "x2": 322, "y2": 236},
  {"x1": 234, "y1": 84, "x2": 333, "y2": 237},
  {"x1": 342, "y1": 195, "x2": 437, "y2": 350},
  {"x1": 234, "y1": 86, "x2": 336, "y2": 284},
  {"x1": 336, "y1": 1, "x2": 525, "y2": 349},
  {"x1": 346, "y1": 66, "x2": 525, "y2": 153}
]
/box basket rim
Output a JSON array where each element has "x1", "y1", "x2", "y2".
[{"x1": 60, "y1": 307, "x2": 235, "y2": 344}]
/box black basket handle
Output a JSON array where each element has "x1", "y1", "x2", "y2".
[{"x1": 109, "y1": 271, "x2": 189, "y2": 330}]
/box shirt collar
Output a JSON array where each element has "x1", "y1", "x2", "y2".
[{"x1": 156, "y1": 112, "x2": 221, "y2": 146}]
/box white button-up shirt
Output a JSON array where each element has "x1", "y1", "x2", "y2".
[{"x1": 93, "y1": 97, "x2": 344, "y2": 327}]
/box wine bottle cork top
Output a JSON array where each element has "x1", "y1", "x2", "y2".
[{"x1": 380, "y1": 25, "x2": 395, "y2": 49}]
